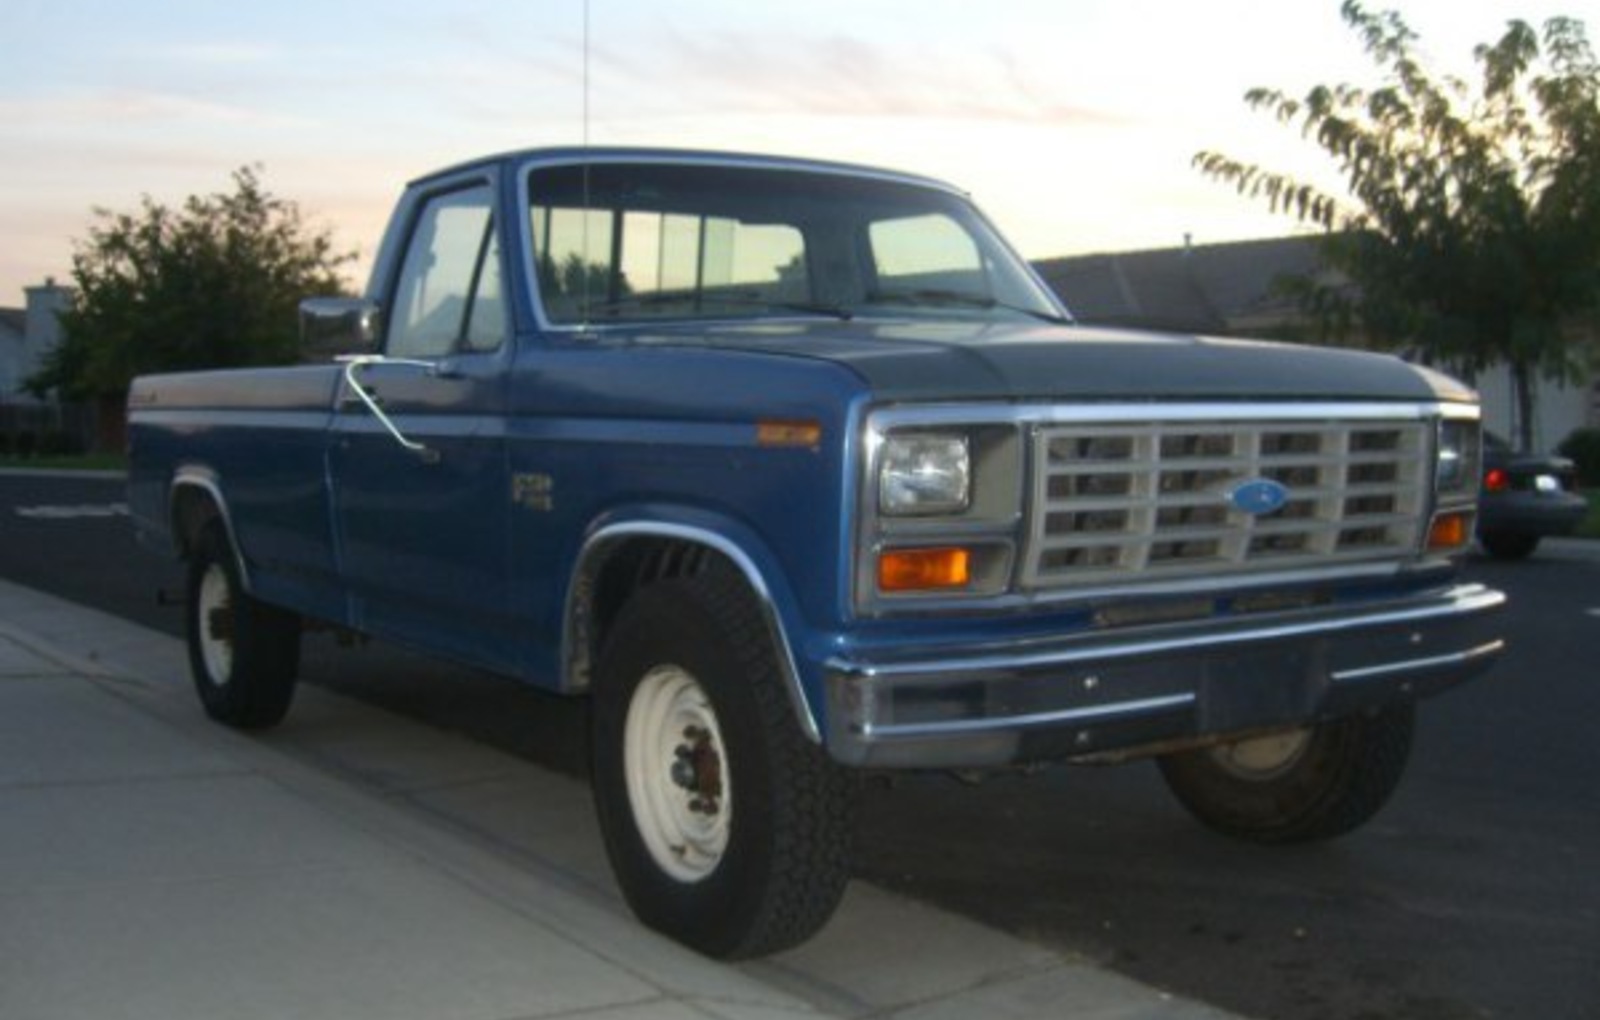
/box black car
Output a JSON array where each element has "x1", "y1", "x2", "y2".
[{"x1": 1476, "y1": 432, "x2": 1589, "y2": 559}]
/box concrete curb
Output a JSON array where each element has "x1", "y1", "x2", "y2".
[
  {"x1": 0, "y1": 576, "x2": 1240, "y2": 1020},
  {"x1": 0, "y1": 467, "x2": 126, "y2": 480}
]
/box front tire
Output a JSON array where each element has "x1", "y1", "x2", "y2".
[
  {"x1": 1157, "y1": 704, "x2": 1415, "y2": 844},
  {"x1": 185, "y1": 523, "x2": 301, "y2": 729},
  {"x1": 590, "y1": 565, "x2": 857, "y2": 959}
]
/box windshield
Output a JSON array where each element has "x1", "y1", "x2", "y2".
[{"x1": 525, "y1": 161, "x2": 1067, "y2": 327}]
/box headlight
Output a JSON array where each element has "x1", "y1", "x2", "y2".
[
  {"x1": 1427, "y1": 415, "x2": 1481, "y2": 553},
  {"x1": 879, "y1": 432, "x2": 970, "y2": 516},
  {"x1": 1436, "y1": 419, "x2": 1479, "y2": 495}
]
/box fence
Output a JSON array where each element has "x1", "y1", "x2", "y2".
[{"x1": 0, "y1": 401, "x2": 98, "y2": 458}]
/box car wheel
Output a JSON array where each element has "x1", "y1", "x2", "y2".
[
  {"x1": 185, "y1": 523, "x2": 301, "y2": 729},
  {"x1": 1479, "y1": 530, "x2": 1540, "y2": 560},
  {"x1": 1156, "y1": 703, "x2": 1414, "y2": 844},
  {"x1": 590, "y1": 563, "x2": 857, "y2": 959}
]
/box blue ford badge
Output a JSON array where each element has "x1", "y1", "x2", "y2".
[{"x1": 1229, "y1": 478, "x2": 1289, "y2": 515}]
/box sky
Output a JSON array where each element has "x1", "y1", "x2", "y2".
[{"x1": 1, "y1": 0, "x2": 1586, "y2": 304}]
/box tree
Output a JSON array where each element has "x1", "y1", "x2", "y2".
[
  {"x1": 29, "y1": 166, "x2": 353, "y2": 402},
  {"x1": 1195, "y1": 2, "x2": 1600, "y2": 451}
]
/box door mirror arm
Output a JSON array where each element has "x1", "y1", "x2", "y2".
[{"x1": 336, "y1": 355, "x2": 443, "y2": 464}]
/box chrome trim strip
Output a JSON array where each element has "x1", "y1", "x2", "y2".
[
  {"x1": 565, "y1": 521, "x2": 822, "y2": 743},
  {"x1": 866, "y1": 400, "x2": 1479, "y2": 430},
  {"x1": 861, "y1": 693, "x2": 1196, "y2": 742},
  {"x1": 839, "y1": 584, "x2": 1505, "y2": 680},
  {"x1": 1332, "y1": 640, "x2": 1507, "y2": 684}
]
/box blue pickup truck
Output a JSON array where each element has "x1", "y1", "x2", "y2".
[{"x1": 127, "y1": 147, "x2": 1505, "y2": 958}]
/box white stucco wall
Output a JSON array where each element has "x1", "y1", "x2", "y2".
[
  {"x1": 2, "y1": 282, "x2": 70, "y2": 404},
  {"x1": 0, "y1": 323, "x2": 22, "y2": 397},
  {"x1": 1473, "y1": 363, "x2": 1597, "y2": 451}
]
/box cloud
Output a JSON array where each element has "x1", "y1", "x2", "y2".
[
  {"x1": 599, "y1": 29, "x2": 1123, "y2": 128},
  {"x1": 0, "y1": 88, "x2": 303, "y2": 129},
  {"x1": 153, "y1": 41, "x2": 283, "y2": 65}
]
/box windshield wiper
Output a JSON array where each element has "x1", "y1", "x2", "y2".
[
  {"x1": 696, "y1": 293, "x2": 854, "y2": 321},
  {"x1": 865, "y1": 287, "x2": 1070, "y2": 324},
  {"x1": 579, "y1": 293, "x2": 692, "y2": 317},
  {"x1": 579, "y1": 292, "x2": 853, "y2": 322}
]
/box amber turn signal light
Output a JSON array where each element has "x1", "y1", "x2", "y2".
[
  {"x1": 879, "y1": 547, "x2": 972, "y2": 592},
  {"x1": 756, "y1": 419, "x2": 822, "y2": 448},
  {"x1": 1427, "y1": 511, "x2": 1473, "y2": 550}
]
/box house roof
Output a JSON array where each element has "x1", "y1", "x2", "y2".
[
  {"x1": 1033, "y1": 235, "x2": 1326, "y2": 334},
  {"x1": 0, "y1": 307, "x2": 25, "y2": 340}
]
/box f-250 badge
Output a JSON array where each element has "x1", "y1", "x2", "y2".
[{"x1": 512, "y1": 473, "x2": 555, "y2": 512}]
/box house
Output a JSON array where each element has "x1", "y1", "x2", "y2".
[
  {"x1": 0, "y1": 305, "x2": 26, "y2": 398},
  {"x1": 1, "y1": 280, "x2": 81, "y2": 455},
  {"x1": 0, "y1": 280, "x2": 70, "y2": 403},
  {"x1": 1034, "y1": 236, "x2": 1326, "y2": 338},
  {"x1": 1033, "y1": 237, "x2": 1600, "y2": 452}
]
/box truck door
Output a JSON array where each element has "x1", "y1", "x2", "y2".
[{"x1": 328, "y1": 181, "x2": 519, "y2": 673}]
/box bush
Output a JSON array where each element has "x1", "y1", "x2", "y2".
[
  {"x1": 35, "y1": 430, "x2": 85, "y2": 457},
  {"x1": 1557, "y1": 427, "x2": 1600, "y2": 488}
]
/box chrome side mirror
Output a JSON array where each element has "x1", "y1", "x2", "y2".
[{"x1": 300, "y1": 297, "x2": 380, "y2": 359}]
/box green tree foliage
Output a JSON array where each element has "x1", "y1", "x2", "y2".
[
  {"x1": 29, "y1": 166, "x2": 353, "y2": 401},
  {"x1": 1195, "y1": 2, "x2": 1600, "y2": 451}
]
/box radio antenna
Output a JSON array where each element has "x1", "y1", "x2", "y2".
[
  {"x1": 582, "y1": 0, "x2": 591, "y2": 151},
  {"x1": 579, "y1": 0, "x2": 594, "y2": 333}
]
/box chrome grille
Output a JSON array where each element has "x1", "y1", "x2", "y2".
[{"x1": 1023, "y1": 419, "x2": 1430, "y2": 589}]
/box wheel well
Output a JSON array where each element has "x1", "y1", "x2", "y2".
[
  {"x1": 573, "y1": 529, "x2": 823, "y2": 744},
  {"x1": 170, "y1": 484, "x2": 225, "y2": 560},
  {"x1": 594, "y1": 538, "x2": 717, "y2": 646},
  {"x1": 570, "y1": 537, "x2": 734, "y2": 692}
]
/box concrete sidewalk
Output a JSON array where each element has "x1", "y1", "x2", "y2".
[{"x1": 0, "y1": 577, "x2": 1236, "y2": 1020}]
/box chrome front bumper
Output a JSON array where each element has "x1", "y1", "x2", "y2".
[{"x1": 823, "y1": 583, "x2": 1505, "y2": 768}]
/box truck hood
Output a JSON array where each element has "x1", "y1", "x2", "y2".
[{"x1": 618, "y1": 319, "x2": 1474, "y2": 404}]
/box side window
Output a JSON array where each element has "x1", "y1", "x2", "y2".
[
  {"x1": 463, "y1": 228, "x2": 506, "y2": 352},
  {"x1": 388, "y1": 185, "x2": 507, "y2": 357}
]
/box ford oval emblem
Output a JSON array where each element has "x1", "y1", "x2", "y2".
[{"x1": 1229, "y1": 478, "x2": 1290, "y2": 516}]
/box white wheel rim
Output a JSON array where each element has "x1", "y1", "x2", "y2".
[
  {"x1": 1208, "y1": 729, "x2": 1312, "y2": 780},
  {"x1": 197, "y1": 564, "x2": 234, "y2": 685},
  {"x1": 623, "y1": 665, "x2": 732, "y2": 883}
]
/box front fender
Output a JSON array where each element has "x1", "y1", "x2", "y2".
[{"x1": 565, "y1": 504, "x2": 823, "y2": 744}]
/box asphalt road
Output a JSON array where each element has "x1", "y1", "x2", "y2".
[{"x1": 3, "y1": 470, "x2": 1597, "y2": 1020}]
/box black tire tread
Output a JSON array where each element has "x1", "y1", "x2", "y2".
[
  {"x1": 186, "y1": 524, "x2": 301, "y2": 730},
  {"x1": 696, "y1": 563, "x2": 856, "y2": 957},
  {"x1": 1157, "y1": 704, "x2": 1415, "y2": 844},
  {"x1": 591, "y1": 561, "x2": 856, "y2": 959}
]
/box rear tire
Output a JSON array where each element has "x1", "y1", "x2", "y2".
[
  {"x1": 1157, "y1": 704, "x2": 1415, "y2": 844},
  {"x1": 590, "y1": 564, "x2": 857, "y2": 959},
  {"x1": 185, "y1": 523, "x2": 301, "y2": 729}
]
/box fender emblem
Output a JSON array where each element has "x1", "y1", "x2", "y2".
[
  {"x1": 1228, "y1": 478, "x2": 1289, "y2": 516},
  {"x1": 512, "y1": 473, "x2": 555, "y2": 512}
]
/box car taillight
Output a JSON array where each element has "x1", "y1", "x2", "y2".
[{"x1": 1484, "y1": 468, "x2": 1509, "y2": 492}]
